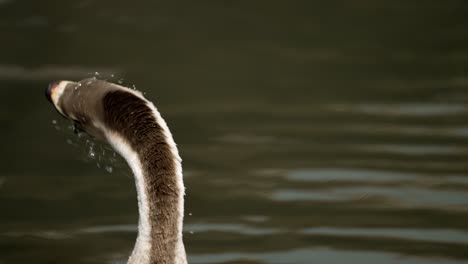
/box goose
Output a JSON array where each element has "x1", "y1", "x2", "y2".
[{"x1": 45, "y1": 79, "x2": 187, "y2": 264}]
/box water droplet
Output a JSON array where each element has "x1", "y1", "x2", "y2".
[
  {"x1": 52, "y1": 120, "x2": 57, "y2": 125},
  {"x1": 105, "y1": 166, "x2": 113, "y2": 173},
  {"x1": 110, "y1": 74, "x2": 115, "y2": 78},
  {"x1": 189, "y1": 231, "x2": 194, "y2": 234},
  {"x1": 66, "y1": 139, "x2": 73, "y2": 145},
  {"x1": 96, "y1": 162, "x2": 101, "y2": 168},
  {"x1": 95, "y1": 72, "x2": 99, "y2": 76},
  {"x1": 188, "y1": 213, "x2": 192, "y2": 216},
  {"x1": 88, "y1": 143, "x2": 96, "y2": 159}
]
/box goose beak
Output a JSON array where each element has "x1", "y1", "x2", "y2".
[
  {"x1": 45, "y1": 81, "x2": 60, "y2": 103},
  {"x1": 45, "y1": 80, "x2": 74, "y2": 116}
]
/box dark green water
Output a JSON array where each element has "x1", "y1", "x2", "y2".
[{"x1": 1, "y1": 1, "x2": 468, "y2": 263}]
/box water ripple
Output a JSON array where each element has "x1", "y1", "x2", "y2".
[
  {"x1": 272, "y1": 186, "x2": 468, "y2": 208},
  {"x1": 188, "y1": 248, "x2": 467, "y2": 264},
  {"x1": 0, "y1": 64, "x2": 120, "y2": 82},
  {"x1": 285, "y1": 169, "x2": 468, "y2": 185},
  {"x1": 325, "y1": 103, "x2": 467, "y2": 116},
  {"x1": 303, "y1": 227, "x2": 468, "y2": 245}
]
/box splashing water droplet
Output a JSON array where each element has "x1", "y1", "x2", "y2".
[
  {"x1": 105, "y1": 166, "x2": 113, "y2": 173},
  {"x1": 188, "y1": 213, "x2": 192, "y2": 216},
  {"x1": 189, "y1": 231, "x2": 194, "y2": 234},
  {"x1": 88, "y1": 143, "x2": 96, "y2": 159},
  {"x1": 66, "y1": 139, "x2": 73, "y2": 145},
  {"x1": 96, "y1": 162, "x2": 101, "y2": 168},
  {"x1": 52, "y1": 120, "x2": 57, "y2": 125}
]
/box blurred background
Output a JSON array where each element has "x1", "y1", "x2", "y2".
[{"x1": 1, "y1": 1, "x2": 468, "y2": 263}]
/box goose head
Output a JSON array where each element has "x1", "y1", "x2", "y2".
[{"x1": 46, "y1": 78, "x2": 118, "y2": 140}]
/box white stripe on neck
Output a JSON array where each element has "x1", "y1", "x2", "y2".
[{"x1": 105, "y1": 130, "x2": 152, "y2": 264}]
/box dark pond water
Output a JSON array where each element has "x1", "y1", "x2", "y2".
[{"x1": 1, "y1": 1, "x2": 468, "y2": 263}]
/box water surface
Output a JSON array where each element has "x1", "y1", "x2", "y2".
[{"x1": 1, "y1": 1, "x2": 468, "y2": 263}]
